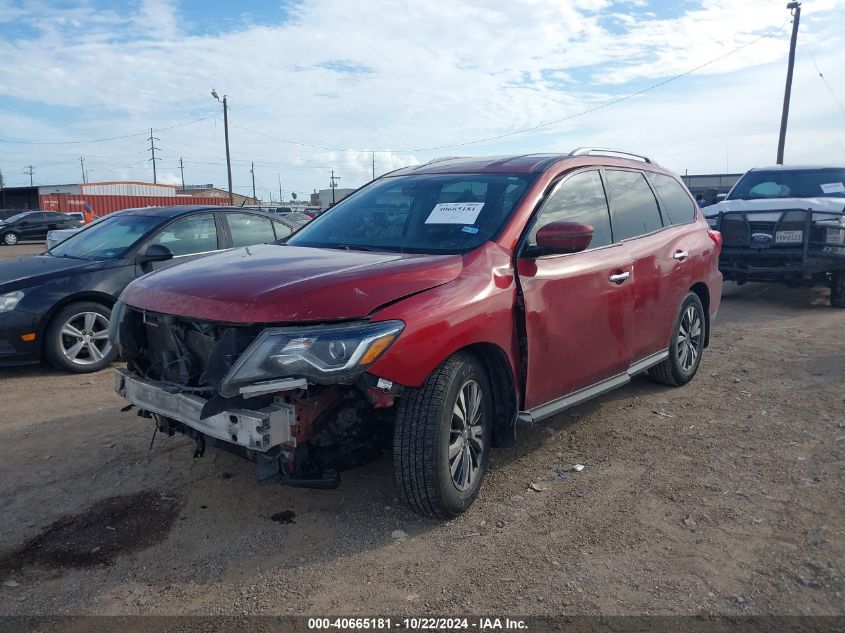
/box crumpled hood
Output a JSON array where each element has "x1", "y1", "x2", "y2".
[
  {"x1": 0, "y1": 254, "x2": 104, "y2": 293},
  {"x1": 704, "y1": 197, "x2": 845, "y2": 222},
  {"x1": 120, "y1": 244, "x2": 464, "y2": 323}
]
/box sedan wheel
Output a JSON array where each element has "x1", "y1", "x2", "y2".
[
  {"x1": 2, "y1": 232, "x2": 18, "y2": 246},
  {"x1": 59, "y1": 311, "x2": 112, "y2": 366},
  {"x1": 45, "y1": 301, "x2": 117, "y2": 373}
]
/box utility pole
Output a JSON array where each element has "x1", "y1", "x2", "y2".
[
  {"x1": 211, "y1": 91, "x2": 234, "y2": 204},
  {"x1": 250, "y1": 161, "x2": 257, "y2": 204},
  {"x1": 278, "y1": 174, "x2": 283, "y2": 204},
  {"x1": 0, "y1": 166, "x2": 5, "y2": 207},
  {"x1": 330, "y1": 170, "x2": 340, "y2": 205},
  {"x1": 24, "y1": 165, "x2": 35, "y2": 186},
  {"x1": 147, "y1": 128, "x2": 160, "y2": 184},
  {"x1": 777, "y1": 1, "x2": 801, "y2": 165},
  {"x1": 79, "y1": 157, "x2": 86, "y2": 183},
  {"x1": 179, "y1": 157, "x2": 185, "y2": 189},
  {"x1": 372, "y1": 151, "x2": 375, "y2": 180}
]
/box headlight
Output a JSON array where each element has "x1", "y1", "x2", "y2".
[
  {"x1": 219, "y1": 320, "x2": 405, "y2": 397},
  {"x1": 0, "y1": 291, "x2": 24, "y2": 313}
]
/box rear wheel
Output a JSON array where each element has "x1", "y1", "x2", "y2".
[
  {"x1": 2, "y1": 232, "x2": 18, "y2": 246},
  {"x1": 393, "y1": 352, "x2": 492, "y2": 518},
  {"x1": 649, "y1": 292, "x2": 706, "y2": 387},
  {"x1": 830, "y1": 271, "x2": 845, "y2": 308},
  {"x1": 45, "y1": 302, "x2": 117, "y2": 373}
]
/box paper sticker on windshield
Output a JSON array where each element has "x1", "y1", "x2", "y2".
[
  {"x1": 820, "y1": 182, "x2": 845, "y2": 194},
  {"x1": 425, "y1": 202, "x2": 484, "y2": 225}
]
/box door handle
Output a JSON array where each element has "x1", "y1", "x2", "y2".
[
  {"x1": 608, "y1": 271, "x2": 631, "y2": 284},
  {"x1": 673, "y1": 250, "x2": 689, "y2": 260}
]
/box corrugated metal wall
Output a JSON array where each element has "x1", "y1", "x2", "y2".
[
  {"x1": 80, "y1": 182, "x2": 178, "y2": 197},
  {"x1": 39, "y1": 194, "x2": 232, "y2": 216}
]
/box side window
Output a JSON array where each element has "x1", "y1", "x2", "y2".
[
  {"x1": 148, "y1": 214, "x2": 218, "y2": 257},
  {"x1": 605, "y1": 170, "x2": 663, "y2": 240},
  {"x1": 227, "y1": 213, "x2": 277, "y2": 247},
  {"x1": 273, "y1": 221, "x2": 292, "y2": 239},
  {"x1": 649, "y1": 173, "x2": 696, "y2": 225},
  {"x1": 527, "y1": 170, "x2": 612, "y2": 250}
]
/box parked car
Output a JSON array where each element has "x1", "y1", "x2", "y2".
[
  {"x1": 45, "y1": 209, "x2": 132, "y2": 249},
  {"x1": 0, "y1": 211, "x2": 82, "y2": 245},
  {"x1": 111, "y1": 149, "x2": 722, "y2": 518},
  {"x1": 0, "y1": 206, "x2": 299, "y2": 373},
  {"x1": 703, "y1": 165, "x2": 845, "y2": 306}
]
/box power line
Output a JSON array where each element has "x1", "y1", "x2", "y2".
[
  {"x1": 0, "y1": 115, "x2": 216, "y2": 146},
  {"x1": 807, "y1": 50, "x2": 845, "y2": 116}
]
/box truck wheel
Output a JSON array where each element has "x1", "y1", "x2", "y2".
[
  {"x1": 830, "y1": 272, "x2": 845, "y2": 308},
  {"x1": 648, "y1": 292, "x2": 706, "y2": 387},
  {"x1": 2, "y1": 232, "x2": 18, "y2": 246},
  {"x1": 45, "y1": 302, "x2": 117, "y2": 373},
  {"x1": 393, "y1": 352, "x2": 492, "y2": 518}
]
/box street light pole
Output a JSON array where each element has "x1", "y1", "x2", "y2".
[
  {"x1": 212, "y1": 90, "x2": 234, "y2": 205},
  {"x1": 777, "y1": 1, "x2": 801, "y2": 165}
]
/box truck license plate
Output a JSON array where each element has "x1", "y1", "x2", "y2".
[{"x1": 775, "y1": 230, "x2": 803, "y2": 244}]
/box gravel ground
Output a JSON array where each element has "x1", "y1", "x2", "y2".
[{"x1": 0, "y1": 242, "x2": 842, "y2": 616}]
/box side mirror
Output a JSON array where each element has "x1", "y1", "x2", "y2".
[
  {"x1": 534, "y1": 221, "x2": 594, "y2": 255},
  {"x1": 139, "y1": 244, "x2": 174, "y2": 264}
]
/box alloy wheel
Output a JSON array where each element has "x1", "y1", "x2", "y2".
[
  {"x1": 676, "y1": 305, "x2": 703, "y2": 373},
  {"x1": 59, "y1": 311, "x2": 112, "y2": 366},
  {"x1": 448, "y1": 379, "x2": 485, "y2": 492},
  {"x1": 3, "y1": 233, "x2": 17, "y2": 245}
]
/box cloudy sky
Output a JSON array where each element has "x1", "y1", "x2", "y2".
[{"x1": 0, "y1": 0, "x2": 843, "y2": 200}]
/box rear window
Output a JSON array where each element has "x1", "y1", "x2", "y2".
[
  {"x1": 649, "y1": 173, "x2": 696, "y2": 225},
  {"x1": 727, "y1": 168, "x2": 845, "y2": 200},
  {"x1": 605, "y1": 170, "x2": 663, "y2": 240}
]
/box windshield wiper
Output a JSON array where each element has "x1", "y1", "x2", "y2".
[{"x1": 330, "y1": 244, "x2": 383, "y2": 252}]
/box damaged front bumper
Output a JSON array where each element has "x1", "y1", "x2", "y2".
[{"x1": 114, "y1": 368, "x2": 296, "y2": 452}]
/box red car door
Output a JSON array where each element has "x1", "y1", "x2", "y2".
[
  {"x1": 517, "y1": 169, "x2": 635, "y2": 411},
  {"x1": 604, "y1": 169, "x2": 696, "y2": 362}
]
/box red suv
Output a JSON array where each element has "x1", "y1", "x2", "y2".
[{"x1": 112, "y1": 149, "x2": 723, "y2": 518}]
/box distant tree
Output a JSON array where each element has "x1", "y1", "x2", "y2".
[{"x1": 291, "y1": 192, "x2": 297, "y2": 200}]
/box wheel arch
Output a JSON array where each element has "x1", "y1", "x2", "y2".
[
  {"x1": 40, "y1": 292, "x2": 117, "y2": 337},
  {"x1": 689, "y1": 282, "x2": 711, "y2": 347},
  {"x1": 460, "y1": 342, "x2": 518, "y2": 448}
]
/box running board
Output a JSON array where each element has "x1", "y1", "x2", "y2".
[{"x1": 518, "y1": 350, "x2": 669, "y2": 424}]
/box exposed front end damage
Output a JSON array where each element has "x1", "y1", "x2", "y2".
[{"x1": 111, "y1": 303, "x2": 403, "y2": 487}]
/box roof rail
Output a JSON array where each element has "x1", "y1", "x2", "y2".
[
  {"x1": 568, "y1": 147, "x2": 657, "y2": 165},
  {"x1": 424, "y1": 156, "x2": 465, "y2": 165}
]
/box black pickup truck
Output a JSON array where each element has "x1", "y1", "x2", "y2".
[{"x1": 704, "y1": 166, "x2": 845, "y2": 307}]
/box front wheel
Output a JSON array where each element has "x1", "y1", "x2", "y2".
[
  {"x1": 649, "y1": 292, "x2": 706, "y2": 387},
  {"x1": 393, "y1": 352, "x2": 492, "y2": 518},
  {"x1": 45, "y1": 302, "x2": 117, "y2": 373},
  {"x1": 2, "y1": 232, "x2": 19, "y2": 246}
]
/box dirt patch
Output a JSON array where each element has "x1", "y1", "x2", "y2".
[{"x1": 0, "y1": 491, "x2": 179, "y2": 573}]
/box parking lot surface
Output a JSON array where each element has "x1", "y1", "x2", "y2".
[{"x1": 0, "y1": 243, "x2": 842, "y2": 616}]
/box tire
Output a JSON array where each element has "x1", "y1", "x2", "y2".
[
  {"x1": 2, "y1": 232, "x2": 18, "y2": 246},
  {"x1": 830, "y1": 271, "x2": 845, "y2": 308},
  {"x1": 648, "y1": 292, "x2": 706, "y2": 387},
  {"x1": 45, "y1": 302, "x2": 117, "y2": 373},
  {"x1": 393, "y1": 352, "x2": 493, "y2": 518}
]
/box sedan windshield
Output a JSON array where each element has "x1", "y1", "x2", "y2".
[
  {"x1": 727, "y1": 168, "x2": 845, "y2": 200},
  {"x1": 49, "y1": 214, "x2": 160, "y2": 260},
  {"x1": 287, "y1": 173, "x2": 536, "y2": 254}
]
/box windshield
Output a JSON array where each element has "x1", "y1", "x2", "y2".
[
  {"x1": 287, "y1": 173, "x2": 536, "y2": 254},
  {"x1": 727, "y1": 168, "x2": 845, "y2": 200},
  {"x1": 49, "y1": 214, "x2": 160, "y2": 260},
  {"x1": 3, "y1": 211, "x2": 36, "y2": 223}
]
